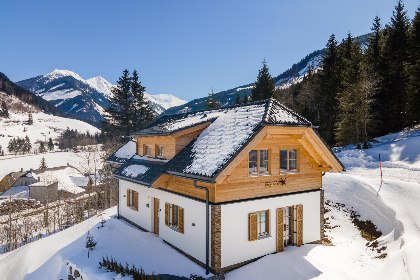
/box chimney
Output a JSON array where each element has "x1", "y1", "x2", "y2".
[
  {"x1": 21, "y1": 168, "x2": 23, "y2": 172},
  {"x1": 30, "y1": 168, "x2": 33, "y2": 172},
  {"x1": 37, "y1": 176, "x2": 40, "y2": 182}
]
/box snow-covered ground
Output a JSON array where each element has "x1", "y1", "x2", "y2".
[
  {"x1": 0, "y1": 207, "x2": 208, "y2": 280},
  {"x1": 0, "y1": 128, "x2": 419, "y2": 279},
  {"x1": 0, "y1": 91, "x2": 100, "y2": 152}
]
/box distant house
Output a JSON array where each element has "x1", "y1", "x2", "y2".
[
  {"x1": 29, "y1": 181, "x2": 58, "y2": 204},
  {"x1": 107, "y1": 99, "x2": 344, "y2": 273},
  {"x1": 0, "y1": 169, "x2": 38, "y2": 193}
]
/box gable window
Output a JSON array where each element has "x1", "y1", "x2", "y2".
[
  {"x1": 280, "y1": 149, "x2": 298, "y2": 172},
  {"x1": 158, "y1": 145, "x2": 164, "y2": 157},
  {"x1": 165, "y1": 202, "x2": 184, "y2": 234},
  {"x1": 126, "y1": 189, "x2": 138, "y2": 211},
  {"x1": 249, "y1": 210, "x2": 270, "y2": 241},
  {"x1": 249, "y1": 150, "x2": 270, "y2": 175},
  {"x1": 145, "y1": 145, "x2": 151, "y2": 156}
]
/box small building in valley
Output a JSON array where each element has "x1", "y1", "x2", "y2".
[
  {"x1": 0, "y1": 169, "x2": 38, "y2": 193},
  {"x1": 29, "y1": 181, "x2": 58, "y2": 204},
  {"x1": 107, "y1": 99, "x2": 344, "y2": 273}
]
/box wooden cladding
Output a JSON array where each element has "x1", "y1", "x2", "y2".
[
  {"x1": 296, "y1": 204, "x2": 303, "y2": 247},
  {"x1": 276, "y1": 208, "x2": 284, "y2": 252},
  {"x1": 126, "y1": 189, "x2": 138, "y2": 211}
]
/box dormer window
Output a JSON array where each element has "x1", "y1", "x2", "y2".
[
  {"x1": 249, "y1": 150, "x2": 270, "y2": 175},
  {"x1": 145, "y1": 145, "x2": 151, "y2": 156},
  {"x1": 158, "y1": 145, "x2": 164, "y2": 157}
]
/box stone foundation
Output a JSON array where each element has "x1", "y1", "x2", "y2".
[{"x1": 211, "y1": 205, "x2": 222, "y2": 273}]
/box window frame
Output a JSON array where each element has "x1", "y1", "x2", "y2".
[
  {"x1": 167, "y1": 203, "x2": 183, "y2": 233},
  {"x1": 249, "y1": 149, "x2": 270, "y2": 176},
  {"x1": 257, "y1": 210, "x2": 270, "y2": 237},
  {"x1": 145, "y1": 145, "x2": 151, "y2": 156},
  {"x1": 280, "y1": 148, "x2": 299, "y2": 173},
  {"x1": 157, "y1": 145, "x2": 164, "y2": 158}
]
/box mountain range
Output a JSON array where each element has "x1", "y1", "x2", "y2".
[{"x1": 17, "y1": 70, "x2": 187, "y2": 123}]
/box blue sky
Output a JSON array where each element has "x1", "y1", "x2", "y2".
[{"x1": 1, "y1": 0, "x2": 419, "y2": 101}]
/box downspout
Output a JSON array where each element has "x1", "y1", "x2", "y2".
[{"x1": 193, "y1": 180, "x2": 209, "y2": 275}]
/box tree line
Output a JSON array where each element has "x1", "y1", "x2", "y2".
[{"x1": 230, "y1": 1, "x2": 419, "y2": 148}]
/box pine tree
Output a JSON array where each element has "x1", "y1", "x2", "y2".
[
  {"x1": 205, "y1": 88, "x2": 220, "y2": 109},
  {"x1": 39, "y1": 141, "x2": 46, "y2": 153},
  {"x1": 234, "y1": 94, "x2": 242, "y2": 105},
  {"x1": 1, "y1": 101, "x2": 9, "y2": 118},
  {"x1": 335, "y1": 34, "x2": 375, "y2": 148},
  {"x1": 381, "y1": 0, "x2": 410, "y2": 133},
  {"x1": 104, "y1": 69, "x2": 132, "y2": 138},
  {"x1": 242, "y1": 93, "x2": 249, "y2": 104},
  {"x1": 28, "y1": 112, "x2": 33, "y2": 125},
  {"x1": 408, "y1": 7, "x2": 420, "y2": 124},
  {"x1": 39, "y1": 157, "x2": 47, "y2": 169},
  {"x1": 23, "y1": 136, "x2": 32, "y2": 154},
  {"x1": 7, "y1": 138, "x2": 16, "y2": 154},
  {"x1": 131, "y1": 70, "x2": 155, "y2": 131},
  {"x1": 316, "y1": 34, "x2": 342, "y2": 146},
  {"x1": 250, "y1": 59, "x2": 275, "y2": 101},
  {"x1": 47, "y1": 138, "x2": 54, "y2": 152},
  {"x1": 104, "y1": 69, "x2": 155, "y2": 140}
]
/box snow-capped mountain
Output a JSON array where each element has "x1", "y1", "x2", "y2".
[
  {"x1": 17, "y1": 70, "x2": 187, "y2": 123},
  {"x1": 17, "y1": 70, "x2": 109, "y2": 123}
]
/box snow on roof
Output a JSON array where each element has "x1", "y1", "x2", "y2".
[
  {"x1": 184, "y1": 104, "x2": 266, "y2": 176},
  {"x1": 132, "y1": 155, "x2": 169, "y2": 163},
  {"x1": 106, "y1": 140, "x2": 137, "y2": 164},
  {"x1": 121, "y1": 165, "x2": 149, "y2": 178},
  {"x1": 1, "y1": 186, "x2": 29, "y2": 198},
  {"x1": 29, "y1": 182, "x2": 46, "y2": 187}
]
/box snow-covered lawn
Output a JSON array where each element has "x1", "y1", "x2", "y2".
[{"x1": 0, "y1": 207, "x2": 208, "y2": 280}]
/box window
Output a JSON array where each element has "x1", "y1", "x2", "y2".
[
  {"x1": 126, "y1": 189, "x2": 138, "y2": 211},
  {"x1": 280, "y1": 149, "x2": 298, "y2": 172},
  {"x1": 165, "y1": 203, "x2": 184, "y2": 234},
  {"x1": 145, "y1": 145, "x2": 151, "y2": 156},
  {"x1": 249, "y1": 210, "x2": 270, "y2": 241},
  {"x1": 158, "y1": 145, "x2": 164, "y2": 157},
  {"x1": 249, "y1": 150, "x2": 270, "y2": 175}
]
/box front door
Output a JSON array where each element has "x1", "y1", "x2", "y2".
[
  {"x1": 283, "y1": 206, "x2": 294, "y2": 247},
  {"x1": 153, "y1": 198, "x2": 160, "y2": 235}
]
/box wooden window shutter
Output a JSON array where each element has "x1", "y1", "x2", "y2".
[
  {"x1": 165, "y1": 203, "x2": 170, "y2": 227},
  {"x1": 296, "y1": 204, "x2": 303, "y2": 247},
  {"x1": 276, "y1": 208, "x2": 284, "y2": 252},
  {"x1": 178, "y1": 207, "x2": 184, "y2": 234},
  {"x1": 291, "y1": 206, "x2": 295, "y2": 245},
  {"x1": 266, "y1": 210, "x2": 270, "y2": 235},
  {"x1": 248, "y1": 213, "x2": 258, "y2": 241},
  {"x1": 143, "y1": 144, "x2": 146, "y2": 156},
  {"x1": 126, "y1": 189, "x2": 130, "y2": 207},
  {"x1": 134, "y1": 191, "x2": 139, "y2": 211},
  {"x1": 154, "y1": 144, "x2": 158, "y2": 157}
]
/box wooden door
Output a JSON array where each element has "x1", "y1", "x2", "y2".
[
  {"x1": 153, "y1": 198, "x2": 160, "y2": 235},
  {"x1": 276, "y1": 208, "x2": 284, "y2": 252}
]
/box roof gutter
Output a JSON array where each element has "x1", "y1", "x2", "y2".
[
  {"x1": 165, "y1": 171, "x2": 215, "y2": 184},
  {"x1": 112, "y1": 174, "x2": 152, "y2": 188}
]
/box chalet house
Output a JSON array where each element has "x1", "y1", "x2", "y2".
[
  {"x1": 0, "y1": 169, "x2": 38, "y2": 193},
  {"x1": 106, "y1": 99, "x2": 344, "y2": 273}
]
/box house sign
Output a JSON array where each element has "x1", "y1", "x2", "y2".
[{"x1": 265, "y1": 179, "x2": 286, "y2": 187}]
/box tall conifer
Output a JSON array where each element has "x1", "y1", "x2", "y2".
[{"x1": 250, "y1": 60, "x2": 275, "y2": 101}]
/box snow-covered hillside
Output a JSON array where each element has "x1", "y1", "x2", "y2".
[
  {"x1": 1, "y1": 127, "x2": 419, "y2": 279},
  {"x1": 0, "y1": 91, "x2": 100, "y2": 155},
  {"x1": 17, "y1": 70, "x2": 187, "y2": 122}
]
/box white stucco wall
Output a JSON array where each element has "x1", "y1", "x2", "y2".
[
  {"x1": 119, "y1": 179, "x2": 211, "y2": 264},
  {"x1": 220, "y1": 190, "x2": 321, "y2": 268}
]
